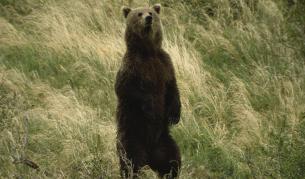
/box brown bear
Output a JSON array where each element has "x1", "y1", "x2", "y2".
[{"x1": 115, "y1": 4, "x2": 181, "y2": 178}]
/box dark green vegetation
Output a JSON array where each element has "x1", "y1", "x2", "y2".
[{"x1": 1, "y1": 0, "x2": 304, "y2": 178}]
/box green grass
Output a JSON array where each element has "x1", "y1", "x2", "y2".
[{"x1": 0, "y1": 0, "x2": 305, "y2": 178}]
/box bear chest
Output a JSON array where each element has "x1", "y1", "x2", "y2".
[{"x1": 137, "y1": 59, "x2": 170, "y2": 94}]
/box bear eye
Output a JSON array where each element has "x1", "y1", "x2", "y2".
[
  {"x1": 138, "y1": 12, "x2": 143, "y2": 17},
  {"x1": 149, "y1": 12, "x2": 152, "y2": 16}
]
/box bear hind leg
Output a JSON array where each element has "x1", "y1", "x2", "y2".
[
  {"x1": 117, "y1": 140, "x2": 148, "y2": 178},
  {"x1": 149, "y1": 135, "x2": 181, "y2": 179}
]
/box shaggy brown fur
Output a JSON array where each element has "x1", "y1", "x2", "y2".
[{"x1": 115, "y1": 4, "x2": 181, "y2": 178}]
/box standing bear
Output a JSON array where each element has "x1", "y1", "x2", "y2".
[{"x1": 115, "y1": 4, "x2": 181, "y2": 179}]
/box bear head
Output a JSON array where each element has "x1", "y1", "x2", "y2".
[{"x1": 122, "y1": 4, "x2": 163, "y2": 52}]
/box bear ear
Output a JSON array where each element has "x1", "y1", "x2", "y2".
[
  {"x1": 153, "y1": 4, "x2": 161, "y2": 14},
  {"x1": 122, "y1": 6, "x2": 132, "y2": 18}
]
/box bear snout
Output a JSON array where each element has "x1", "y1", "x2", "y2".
[{"x1": 145, "y1": 15, "x2": 153, "y2": 24}]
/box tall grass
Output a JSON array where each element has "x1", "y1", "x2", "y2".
[{"x1": 1, "y1": 0, "x2": 304, "y2": 178}]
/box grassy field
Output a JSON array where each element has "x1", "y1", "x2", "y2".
[{"x1": 0, "y1": 0, "x2": 305, "y2": 178}]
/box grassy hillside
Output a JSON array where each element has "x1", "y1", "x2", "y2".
[{"x1": 1, "y1": 0, "x2": 304, "y2": 178}]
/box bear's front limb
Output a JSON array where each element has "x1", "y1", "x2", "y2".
[
  {"x1": 165, "y1": 78, "x2": 181, "y2": 125},
  {"x1": 117, "y1": 140, "x2": 148, "y2": 178},
  {"x1": 149, "y1": 134, "x2": 181, "y2": 179}
]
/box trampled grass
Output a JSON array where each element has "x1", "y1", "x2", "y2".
[{"x1": 0, "y1": 0, "x2": 304, "y2": 178}]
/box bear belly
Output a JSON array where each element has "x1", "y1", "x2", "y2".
[
  {"x1": 117, "y1": 109, "x2": 165, "y2": 146},
  {"x1": 117, "y1": 82, "x2": 167, "y2": 145}
]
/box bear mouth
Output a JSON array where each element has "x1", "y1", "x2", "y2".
[
  {"x1": 144, "y1": 24, "x2": 152, "y2": 33},
  {"x1": 145, "y1": 21, "x2": 152, "y2": 26}
]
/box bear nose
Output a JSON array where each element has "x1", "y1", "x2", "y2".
[{"x1": 145, "y1": 15, "x2": 153, "y2": 24}]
